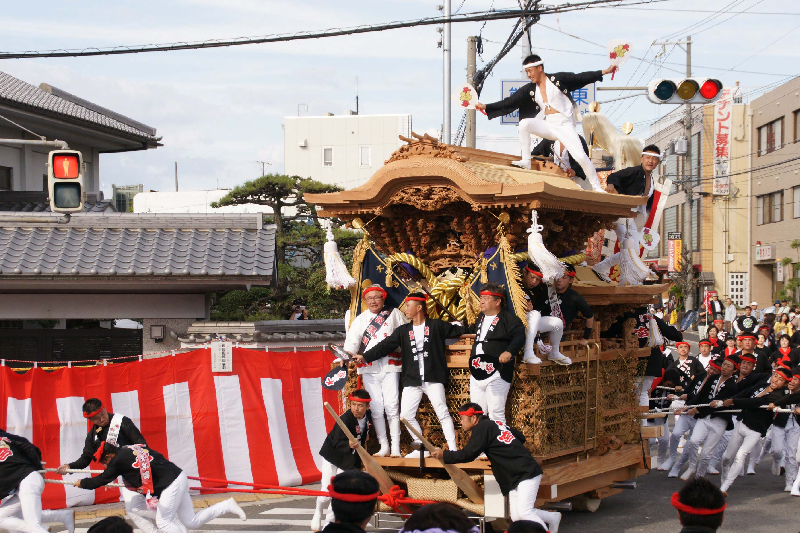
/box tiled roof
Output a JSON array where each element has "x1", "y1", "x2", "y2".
[
  {"x1": 0, "y1": 197, "x2": 115, "y2": 213},
  {"x1": 182, "y1": 320, "x2": 346, "y2": 343},
  {"x1": 0, "y1": 215, "x2": 275, "y2": 277},
  {"x1": 0, "y1": 71, "x2": 157, "y2": 140}
]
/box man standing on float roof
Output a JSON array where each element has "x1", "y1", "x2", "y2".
[
  {"x1": 474, "y1": 54, "x2": 615, "y2": 192},
  {"x1": 342, "y1": 285, "x2": 407, "y2": 458}
]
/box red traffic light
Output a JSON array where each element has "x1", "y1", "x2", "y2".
[
  {"x1": 699, "y1": 79, "x2": 722, "y2": 100},
  {"x1": 53, "y1": 154, "x2": 80, "y2": 179}
]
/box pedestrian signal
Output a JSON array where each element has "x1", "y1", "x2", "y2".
[
  {"x1": 647, "y1": 78, "x2": 723, "y2": 104},
  {"x1": 47, "y1": 150, "x2": 85, "y2": 213}
]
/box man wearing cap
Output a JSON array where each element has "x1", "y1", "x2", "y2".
[
  {"x1": 717, "y1": 368, "x2": 791, "y2": 494},
  {"x1": 356, "y1": 292, "x2": 466, "y2": 457},
  {"x1": 474, "y1": 54, "x2": 613, "y2": 191},
  {"x1": 661, "y1": 342, "x2": 706, "y2": 472},
  {"x1": 767, "y1": 365, "x2": 800, "y2": 492},
  {"x1": 464, "y1": 282, "x2": 525, "y2": 423},
  {"x1": 343, "y1": 285, "x2": 407, "y2": 457},
  {"x1": 312, "y1": 389, "x2": 373, "y2": 530},
  {"x1": 522, "y1": 261, "x2": 564, "y2": 365},
  {"x1": 56, "y1": 398, "x2": 155, "y2": 533},
  {"x1": 536, "y1": 263, "x2": 595, "y2": 365},
  {"x1": 593, "y1": 144, "x2": 662, "y2": 284},
  {"x1": 431, "y1": 403, "x2": 560, "y2": 533},
  {"x1": 669, "y1": 357, "x2": 738, "y2": 480},
  {"x1": 671, "y1": 477, "x2": 726, "y2": 533}
]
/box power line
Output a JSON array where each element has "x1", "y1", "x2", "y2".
[{"x1": 0, "y1": 0, "x2": 666, "y2": 60}]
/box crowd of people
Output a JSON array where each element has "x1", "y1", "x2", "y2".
[{"x1": 642, "y1": 299, "x2": 800, "y2": 499}]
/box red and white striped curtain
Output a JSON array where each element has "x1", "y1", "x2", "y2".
[{"x1": 0, "y1": 347, "x2": 338, "y2": 509}]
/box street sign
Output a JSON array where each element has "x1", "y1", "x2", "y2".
[
  {"x1": 667, "y1": 232, "x2": 682, "y2": 241},
  {"x1": 500, "y1": 81, "x2": 595, "y2": 125},
  {"x1": 211, "y1": 340, "x2": 233, "y2": 372}
]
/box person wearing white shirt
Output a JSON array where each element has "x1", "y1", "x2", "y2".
[
  {"x1": 343, "y1": 285, "x2": 407, "y2": 457},
  {"x1": 724, "y1": 299, "x2": 737, "y2": 335}
]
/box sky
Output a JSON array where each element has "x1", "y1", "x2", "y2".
[{"x1": 0, "y1": 0, "x2": 798, "y2": 196}]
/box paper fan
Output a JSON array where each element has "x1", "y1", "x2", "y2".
[{"x1": 607, "y1": 39, "x2": 632, "y2": 80}]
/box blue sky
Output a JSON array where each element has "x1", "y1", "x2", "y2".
[{"x1": 0, "y1": 0, "x2": 797, "y2": 195}]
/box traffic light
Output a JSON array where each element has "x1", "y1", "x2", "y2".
[
  {"x1": 646, "y1": 78, "x2": 723, "y2": 104},
  {"x1": 47, "y1": 150, "x2": 85, "y2": 213}
]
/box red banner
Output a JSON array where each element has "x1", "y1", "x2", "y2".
[{"x1": 0, "y1": 348, "x2": 338, "y2": 509}]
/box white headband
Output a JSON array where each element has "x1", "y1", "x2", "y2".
[
  {"x1": 523, "y1": 60, "x2": 543, "y2": 68},
  {"x1": 642, "y1": 151, "x2": 662, "y2": 159}
]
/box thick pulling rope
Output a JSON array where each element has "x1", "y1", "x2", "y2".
[
  {"x1": 44, "y1": 479, "x2": 124, "y2": 488},
  {"x1": 39, "y1": 469, "x2": 104, "y2": 474},
  {"x1": 186, "y1": 476, "x2": 433, "y2": 512}
]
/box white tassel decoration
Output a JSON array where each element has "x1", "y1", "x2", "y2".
[
  {"x1": 618, "y1": 230, "x2": 651, "y2": 286},
  {"x1": 648, "y1": 314, "x2": 664, "y2": 347},
  {"x1": 526, "y1": 210, "x2": 565, "y2": 283},
  {"x1": 324, "y1": 227, "x2": 356, "y2": 289}
]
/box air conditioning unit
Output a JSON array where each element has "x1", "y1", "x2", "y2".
[{"x1": 298, "y1": 139, "x2": 308, "y2": 148}]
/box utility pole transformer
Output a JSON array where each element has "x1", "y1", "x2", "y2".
[{"x1": 466, "y1": 36, "x2": 478, "y2": 148}]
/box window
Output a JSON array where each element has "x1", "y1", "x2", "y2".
[
  {"x1": 794, "y1": 186, "x2": 800, "y2": 219},
  {"x1": 795, "y1": 110, "x2": 800, "y2": 142},
  {"x1": 729, "y1": 272, "x2": 747, "y2": 308},
  {"x1": 757, "y1": 190, "x2": 784, "y2": 225},
  {"x1": 758, "y1": 118, "x2": 783, "y2": 155},
  {"x1": 323, "y1": 147, "x2": 333, "y2": 167},
  {"x1": 359, "y1": 146, "x2": 371, "y2": 167},
  {"x1": 0, "y1": 166, "x2": 11, "y2": 190}
]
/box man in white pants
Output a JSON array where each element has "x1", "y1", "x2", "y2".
[
  {"x1": 593, "y1": 146, "x2": 662, "y2": 283},
  {"x1": 719, "y1": 369, "x2": 790, "y2": 494},
  {"x1": 1, "y1": 430, "x2": 74, "y2": 533},
  {"x1": 475, "y1": 54, "x2": 614, "y2": 192},
  {"x1": 76, "y1": 443, "x2": 245, "y2": 533},
  {"x1": 343, "y1": 285, "x2": 406, "y2": 457},
  {"x1": 771, "y1": 366, "x2": 800, "y2": 495},
  {"x1": 57, "y1": 399, "x2": 155, "y2": 533},
  {"x1": 769, "y1": 367, "x2": 800, "y2": 491},
  {"x1": 433, "y1": 404, "x2": 560, "y2": 533},
  {"x1": 465, "y1": 283, "x2": 526, "y2": 423},
  {"x1": 357, "y1": 293, "x2": 466, "y2": 457}
]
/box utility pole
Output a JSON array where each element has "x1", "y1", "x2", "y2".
[
  {"x1": 174, "y1": 162, "x2": 178, "y2": 192},
  {"x1": 466, "y1": 36, "x2": 478, "y2": 148},
  {"x1": 443, "y1": 0, "x2": 452, "y2": 144},
  {"x1": 256, "y1": 160, "x2": 271, "y2": 177}
]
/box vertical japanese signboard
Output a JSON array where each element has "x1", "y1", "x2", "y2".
[
  {"x1": 668, "y1": 232, "x2": 682, "y2": 275},
  {"x1": 500, "y1": 81, "x2": 595, "y2": 125},
  {"x1": 211, "y1": 340, "x2": 233, "y2": 372},
  {"x1": 713, "y1": 88, "x2": 734, "y2": 196}
]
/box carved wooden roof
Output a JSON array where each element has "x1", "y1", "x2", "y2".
[{"x1": 304, "y1": 134, "x2": 645, "y2": 218}]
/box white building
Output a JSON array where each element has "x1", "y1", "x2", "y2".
[
  {"x1": 133, "y1": 189, "x2": 273, "y2": 214},
  {"x1": 284, "y1": 114, "x2": 412, "y2": 189}
]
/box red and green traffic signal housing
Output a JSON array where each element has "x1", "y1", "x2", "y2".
[
  {"x1": 47, "y1": 150, "x2": 85, "y2": 213},
  {"x1": 647, "y1": 78, "x2": 723, "y2": 104}
]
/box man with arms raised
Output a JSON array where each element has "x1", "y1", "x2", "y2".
[{"x1": 343, "y1": 285, "x2": 406, "y2": 457}]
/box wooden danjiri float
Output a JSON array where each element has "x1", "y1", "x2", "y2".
[{"x1": 305, "y1": 132, "x2": 667, "y2": 520}]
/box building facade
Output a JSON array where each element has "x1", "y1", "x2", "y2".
[
  {"x1": 284, "y1": 114, "x2": 411, "y2": 189},
  {"x1": 112, "y1": 183, "x2": 144, "y2": 212},
  {"x1": 749, "y1": 76, "x2": 800, "y2": 305}
]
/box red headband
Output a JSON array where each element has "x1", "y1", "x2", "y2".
[
  {"x1": 775, "y1": 369, "x2": 792, "y2": 381},
  {"x1": 699, "y1": 340, "x2": 712, "y2": 346},
  {"x1": 92, "y1": 441, "x2": 105, "y2": 462},
  {"x1": 670, "y1": 493, "x2": 726, "y2": 516},
  {"x1": 327, "y1": 485, "x2": 380, "y2": 502},
  {"x1": 739, "y1": 354, "x2": 757, "y2": 363},
  {"x1": 83, "y1": 406, "x2": 103, "y2": 419},
  {"x1": 362, "y1": 286, "x2": 387, "y2": 299},
  {"x1": 565, "y1": 270, "x2": 576, "y2": 277},
  {"x1": 525, "y1": 265, "x2": 543, "y2": 278},
  {"x1": 724, "y1": 357, "x2": 740, "y2": 369},
  {"x1": 675, "y1": 342, "x2": 690, "y2": 348},
  {"x1": 739, "y1": 334, "x2": 756, "y2": 340},
  {"x1": 405, "y1": 296, "x2": 428, "y2": 303},
  {"x1": 458, "y1": 407, "x2": 484, "y2": 417},
  {"x1": 708, "y1": 360, "x2": 723, "y2": 371},
  {"x1": 480, "y1": 291, "x2": 504, "y2": 298},
  {"x1": 348, "y1": 394, "x2": 371, "y2": 403},
  {"x1": 713, "y1": 319, "x2": 724, "y2": 324}
]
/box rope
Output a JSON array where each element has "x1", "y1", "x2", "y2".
[
  {"x1": 44, "y1": 479, "x2": 124, "y2": 488},
  {"x1": 654, "y1": 386, "x2": 675, "y2": 391},
  {"x1": 186, "y1": 476, "x2": 434, "y2": 513},
  {"x1": 39, "y1": 469, "x2": 104, "y2": 474}
]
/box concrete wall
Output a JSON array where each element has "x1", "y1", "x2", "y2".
[
  {"x1": 142, "y1": 318, "x2": 195, "y2": 355},
  {"x1": 0, "y1": 124, "x2": 100, "y2": 194},
  {"x1": 749, "y1": 77, "x2": 800, "y2": 304},
  {"x1": 284, "y1": 114, "x2": 411, "y2": 190}
]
